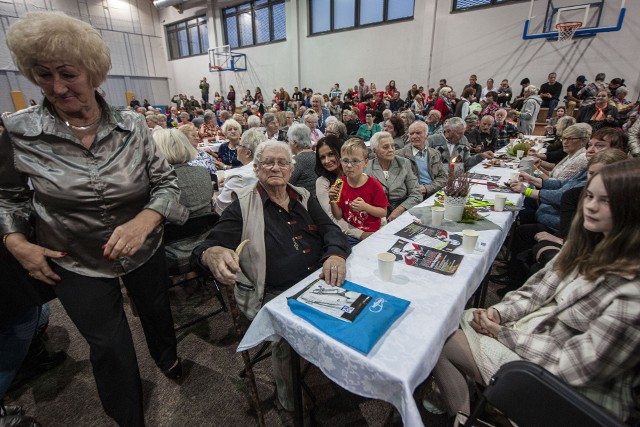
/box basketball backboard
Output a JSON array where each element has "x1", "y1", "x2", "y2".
[
  {"x1": 523, "y1": 0, "x2": 626, "y2": 40},
  {"x1": 209, "y1": 45, "x2": 247, "y2": 72}
]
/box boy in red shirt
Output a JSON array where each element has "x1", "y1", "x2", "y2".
[{"x1": 329, "y1": 139, "x2": 388, "y2": 245}]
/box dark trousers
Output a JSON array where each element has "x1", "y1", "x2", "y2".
[
  {"x1": 52, "y1": 249, "x2": 177, "y2": 427},
  {"x1": 507, "y1": 223, "x2": 550, "y2": 287}
]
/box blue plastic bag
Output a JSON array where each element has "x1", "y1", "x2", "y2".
[{"x1": 287, "y1": 280, "x2": 410, "y2": 354}]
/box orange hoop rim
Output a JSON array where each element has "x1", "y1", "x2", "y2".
[{"x1": 556, "y1": 21, "x2": 583, "y2": 31}]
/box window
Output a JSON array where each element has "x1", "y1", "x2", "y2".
[
  {"x1": 310, "y1": 0, "x2": 414, "y2": 35},
  {"x1": 166, "y1": 16, "x2": 209, "y2": 60},
  {"x1": 452, "y1": 0, "x2": 517, "y2": 12},
  {"x1": 223, "y1": 0, "x2": 286, "y2": 49}
]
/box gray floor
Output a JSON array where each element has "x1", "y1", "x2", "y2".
[{"x1": 6, "y1": 259, "x2": 507, "y2": 427}]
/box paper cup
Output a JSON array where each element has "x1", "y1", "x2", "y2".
[
  {"x1": 509, "y1": 170, "x2": 520, "y2": 182},
  {"x1": 378, "y1": 253, "x2": 396, "y2": 281},
  {"x1": 462, "y1": 230, "x2": 479, "y2": 254},
  {"x1": 431, "y1": 206, "x2": 445, "y2": 226},
  {"x1": 516, "y1": 149, "x2": 525, "y2": 159},
  {"x1": 494, "y1": 195, "x2": 507, "y2": 212}
]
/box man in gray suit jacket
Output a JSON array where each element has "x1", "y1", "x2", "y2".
[
  {"x1": 428, "y1": 117, "x2": 494, "y2": 170},
  {"x1": 397, "y1": 121, "x2": 448, "y2": 199}
]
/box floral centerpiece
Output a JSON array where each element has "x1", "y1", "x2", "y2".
[{"x1": 442, "y1": 170, "x2": 470, "y2": 222}]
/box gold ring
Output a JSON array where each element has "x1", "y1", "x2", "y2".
[{"x1": 125, "y1": 245, "x2": 132, "y2": 252}]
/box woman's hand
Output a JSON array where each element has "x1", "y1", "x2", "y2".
[
  {"x1": 5, "y1": 233, "x2": 65, "y2": 285},
  {"x1": 319, "y1": 255, "x2": 346, "y2": 287},
  {"x1": 509, "y1": 181, "x2": 527, "y2": 194},
  {"x1": 200, "y1": 246, "x2": 240, "y2": 287},
  {"x1": 534, "y1": 231, "x2": 563, "y2": 245},
  {"x1": 103, "y1": 209, "x2": 162, "y2": 260},
  {"x1": 470, "y1": 308, "x2": 502, "y2": 338}
]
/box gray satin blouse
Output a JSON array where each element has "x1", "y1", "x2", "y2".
[{"x1": 0, "y1": 96, "x2": 188, "y2": 278}]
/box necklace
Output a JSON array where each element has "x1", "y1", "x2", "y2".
[{"x1": 64, "y1": 117, "x2": 101, "y2": 131}]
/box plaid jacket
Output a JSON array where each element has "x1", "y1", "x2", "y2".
[{"x1": 492, "y1": 260, "x2": 640, "y2": 421}]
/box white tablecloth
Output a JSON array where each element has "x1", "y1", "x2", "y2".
[{"x1": 238, "y1": 159, "x2": 522, "y2": 426}]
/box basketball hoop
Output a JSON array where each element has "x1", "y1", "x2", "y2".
[
  {"x1": 210, "y1": 65, "x2": 223, "y2": 72},
  {"x1": 556, "y1": 21, "x2": 583, "y2": 44}
]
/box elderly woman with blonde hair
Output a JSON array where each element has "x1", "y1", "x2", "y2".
[
  {"x1": 303, "y1": 110, "x2": 325, "y2": 145},
  {"x1": 154, "y1": 129, "x2": 213, "y2": 216},
  {"x1": 1, "y1": 12, "x2": 187, "y2": 426},
  {"x1": 307, "y1": 93, "x2": 331, "y2": 133},
  {"x1": 433, "y1": 87, "x2": 453, "y2": 121}
]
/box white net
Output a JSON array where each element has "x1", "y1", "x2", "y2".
[{"x1": 556, "y1": 21, "x2": 582, "y2": 44}]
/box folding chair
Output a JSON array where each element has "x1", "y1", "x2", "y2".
[
  {"x1": 164, "y1": 212, "x2": 227, "y2": 331},
  {"x1": 464, "y1": 360, "x2": 626, "y2": 427}
]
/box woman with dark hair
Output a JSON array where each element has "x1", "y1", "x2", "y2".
[
  {"x1": 315, "y1": 136, "x2": 371, "y2": 241},
  {"x1": 227, "y1": 85, "x2": 236, "y2": 113},
  {"x1": 387, "y1": 80, "x2": 397, "y2": 97},
  {"x1": 455, "y1": 87, "x2": 474, "y2": 120},
  {"x1": 479, "y1": 91, "x2": 499, "y2": 118},
  {"x1": 355, "y1": 109, "x2": 382, "y2": 142},
  {"x1": 383, "y1": 116, "x2": 405, "y2": 149},
  {"x1": 243, "y1": 89, "x2": 253, "y2": 105},
  {"x1": 431, "y1": 158, "x2": 640, "y2": 423}
]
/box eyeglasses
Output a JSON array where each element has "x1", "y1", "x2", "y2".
[
  {"x1": 261, "y1": 159, "x2": 291, "y2": 169},
  {"x1": 340, "y1": 158, "x2": 364, "y2": 166},
  {"x1": 561, "y1": 137, "x2": 584, "y2": 142},
  {"x1": 237, "y1": 144, "x2": 251, "y2": 151}
]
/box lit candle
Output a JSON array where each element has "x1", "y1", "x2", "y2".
[{"x1": 449, "y1": 156, "x2": 457, "y2": 175}]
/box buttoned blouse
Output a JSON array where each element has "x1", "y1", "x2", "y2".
[{"x1": 0, "y1": 96, "x2": 188, "y2": 278}]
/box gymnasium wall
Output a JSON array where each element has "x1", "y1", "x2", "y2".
[{"x1": 159, "y1": 0, "x2": 639, "y2": 106}]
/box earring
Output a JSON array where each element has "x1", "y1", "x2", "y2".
[{"x1": 97, "y1": 88, "x2": 106, "y2": 97}]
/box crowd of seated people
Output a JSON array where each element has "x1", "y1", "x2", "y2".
[{"x1": 15, "y1": 71, "x2": 633, "y2": 425}]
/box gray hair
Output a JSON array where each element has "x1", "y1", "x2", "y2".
[
  {"x1": 401, "y1": 110, "x2": 416, "y2": 125},
  {"x1": 562, "y1": 123, "x2": 592, "y2": 140},
  {"x1": 556, "y1": 116, "x2": 576, "y2": 135},
  {"x1": 443, "y1": 117, "x2": 466, "y2": 131},
  {"x1": 253, "y1": 140, "x2": 294, "y2": 171},
  {"x1": 153, "y1": 129, "x2": 197, "y2": 165},
  {"x1": 524, "y1": 85, "x2": 539, "y2": 95},
  {"x1": 222, "y1": 118, "x2": 241, "y2": 134},
  {"x1": 247, "y1": 115, "x2": 261, "y2": 128},
  {"x1": 287, "y1": 123, "x2": 312, "y2": 149},
  {"x1": 615, "y1": 87, "x2": 628, "y2": 96},
  {"x1": 240, "y1": 127, "x2": 267, "y2": 154},
  {"x1": 370, "y1": 131, "x2": 393, "y2": 151},
  {"x1": 204, "y1": 111, "x2": 216, "y2": 122},
  {"x1": 262, "y1": 112, "x2": 277, "y2": 127},
  {"x1": 439, "y1": 87, "x2": 452, "y2": 97},
  {"x1": 326, "y1": 120, "x2": 347, "y2": 139},
  {"x1": 145, "y1": 115, "x2": 159, "y2": 124}
]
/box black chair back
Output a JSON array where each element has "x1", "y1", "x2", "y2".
[{"x1": 465, "y1": 360, "x2": 626, "y2": 427}]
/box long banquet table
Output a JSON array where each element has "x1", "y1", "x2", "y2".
[{"x1": 238, "y1": 157, "x2": 524, "y2": 426}]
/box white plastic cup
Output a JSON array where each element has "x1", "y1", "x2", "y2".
[
  {"x1": 462, "y1": 230, "x2": 479, "y2": 254},
  {"x1": 431, "y1": 206, "x2": 445, "y2": 226},
  {"x1": 510, "y1": 170, "x2": 520, "y2": 182},
  {"x1": 516, "y1": 149, "x2": 525, "y2": 159},
  {"x1": 494, "y1": 195, "x2": 507, "y2": 212},
  {"x1": 378, "y1": 253, "x2": 396, "y2": 281}
]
